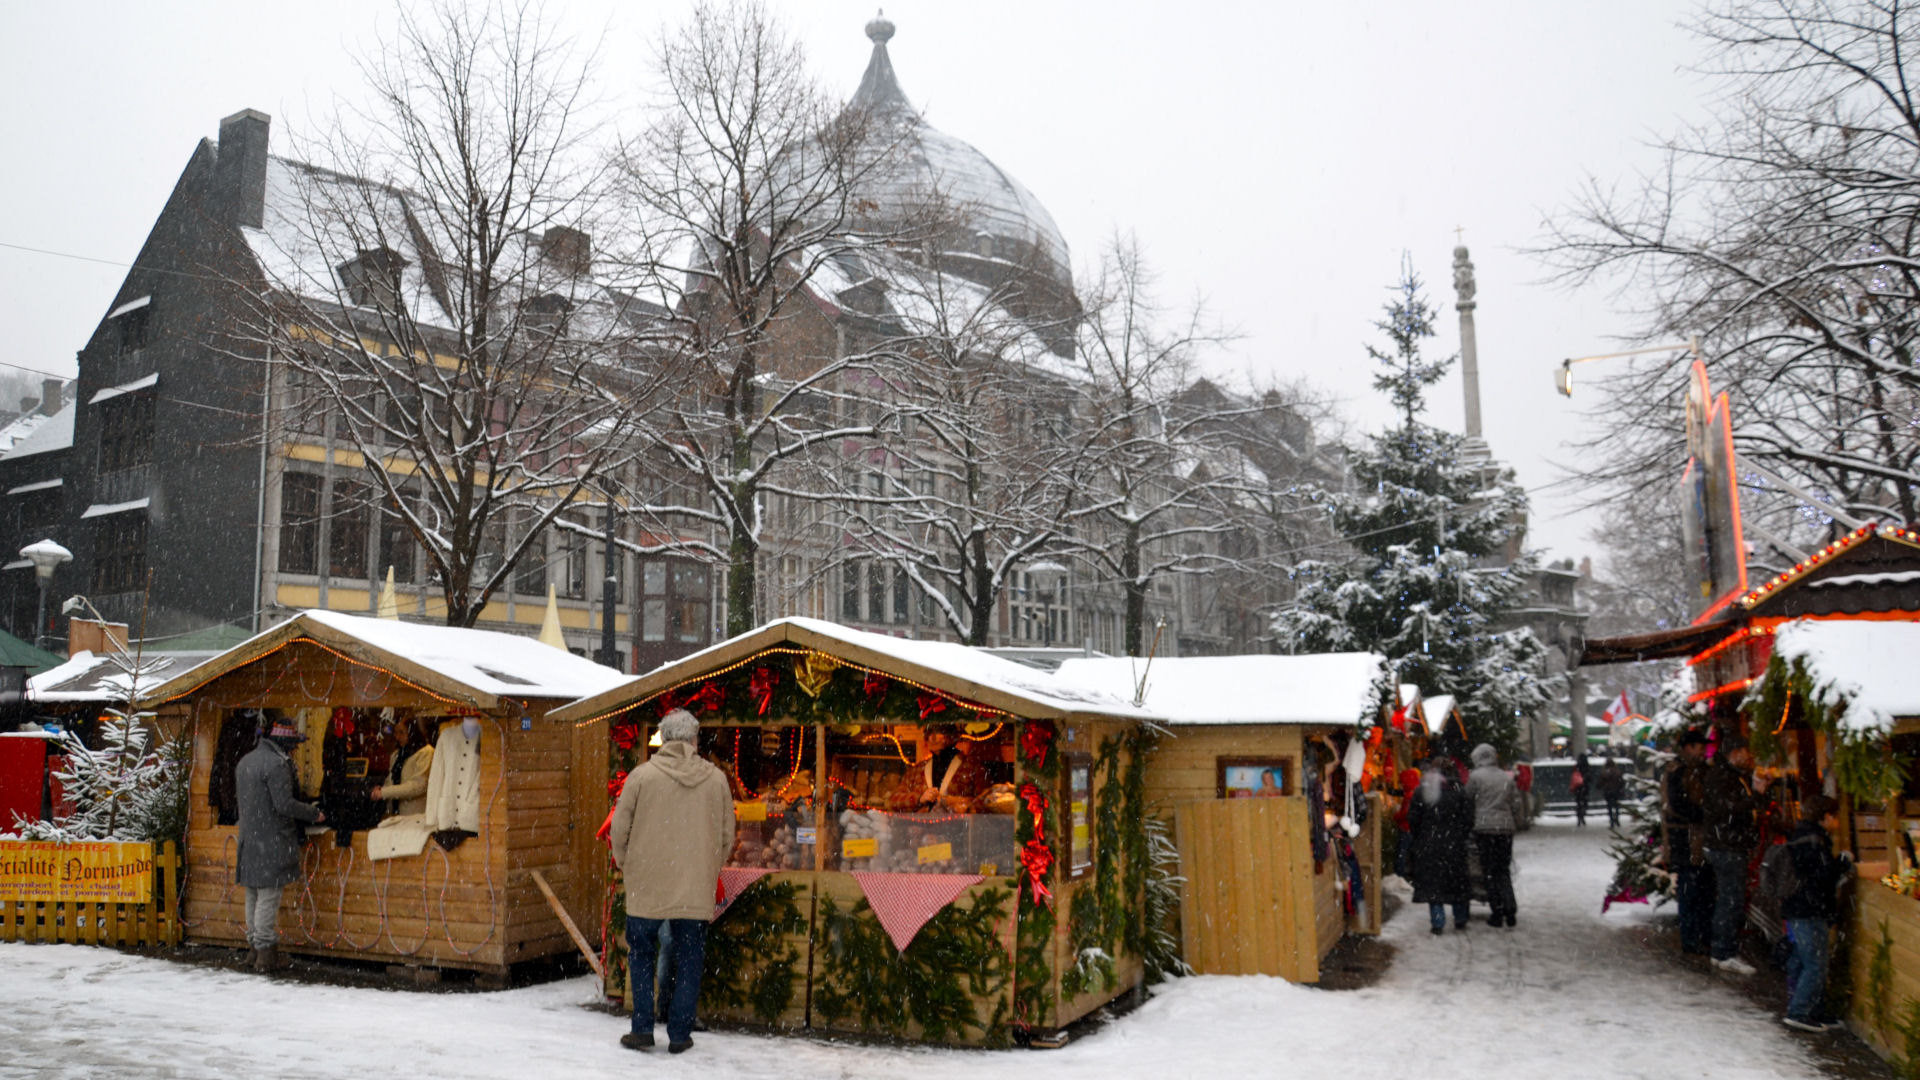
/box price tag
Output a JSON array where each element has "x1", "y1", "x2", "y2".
[
  {"x1": 978, "y1": 862, "x2": 999, "y2": 876},
  {"x1": 916, "y1": 842, "x2": 953, "y2": 865},
  {"x1": 795, "y1": 827, "x2": 816, "y2": 845},
  {"x1": 735, "y1": 801, "x2": 768, "y2": 822},
  {"x1": 841, "y1": 836, "x2": 878, "y2": 858}
]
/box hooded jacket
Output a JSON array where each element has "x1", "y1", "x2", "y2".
[
  {"x1": 1465, "y1": 744, "x2": 1525, "y2": 834},
  {"x1": 610, "y1": 741, "x2": 737, "y2": 921}
]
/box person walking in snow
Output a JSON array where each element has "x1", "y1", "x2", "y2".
[
  {"x1": 234, "y1": 711, "x2": 323, "y2": 973},
  {"x1": 1665, "y1": 728, "x2": 1716, "y2": 956},
  {"x1": 1700, "y1": 733, "x2": 1770, "y2": 975},
  {"x1": 1776, "y1": 795, "x2": 1849, "y2": 1032},
  {"x1": 1571, "y1": 753, "x2": 1592, "y2": 827},
  {"x1": 1409, "y1": 757, "x2": 1475, "y2": 934},
  {"x1": 609, "y1": 709, "x2": 736, "y2": 1055},
  {"x1": 1598, "y1": 758, "x2": 1626, "y2": 829},
  {"x1": 1465, "y1": 743, "x2": 1524, "y2": 928},
  {"x1": 1394, "y1": 761, "x2": 1425, "y2": 880}
]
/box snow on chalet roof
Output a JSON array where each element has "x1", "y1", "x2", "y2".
[
  {"x1": 1053, "y1": 653, "x2": 1387, "y2": 727},
  {"x1": 0, "y1": 400, "x2": 74, "y2": 460},
  {"x1": 141, "y1": 610, "x2": 628, "y2": 708},
  {"x1": 550, "y1": 617, "x2": 1157, "y2": 725},
  {"x1": 30, "y1": 650, "x2": 223, "y2": 704},
  {"x1": 1423, "y1": 694, "x2": 1457, "y2": 735},
  {"x1": 1763, "y1": 619, "x2": 1920, "y2": 735}
]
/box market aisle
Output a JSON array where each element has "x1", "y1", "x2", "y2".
[{"x1": 0, "y1": 819, "x2": 1837, "y2": 1080}]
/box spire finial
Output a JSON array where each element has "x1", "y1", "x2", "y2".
[{"x1": 866, "y1": 9, "x2": 895, "y2": 44}]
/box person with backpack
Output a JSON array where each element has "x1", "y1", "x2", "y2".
[{"x1": 1765, "y1": 795, "x2": 1850, "y2": 1032}]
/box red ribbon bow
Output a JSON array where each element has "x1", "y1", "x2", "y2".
[
  {"x1": 863, "y1": 671, "x2": 889, "y2": 702},
  {"x1": 610, "y1": 721, "x2": 640, "y2": 750},
  {"x1": 655, "y1": 691, "x2": 682, "y2": 717},
  {"x1": 607, "y1": 770, "x2": 628, "y2": 802},
  {"x1": 331, "y1": 707, "x2": 356, "y2": 737},
  {"x1": 688, "y1": 681, "x2": 726, "y2": 713},
  {"x1": 1020, "y1": 720, "x2": 1054, "y2": 769},
  {"x1": 916, "y1": 693, "x2": 949, "y2": 721},
  {"x1": 1017, "y1": 781, "x2": 1049, "y2": 841},
  {"x1": 1019, "y1": 839, "x2": 1055, "y2": 907},
  {"x1": 748, "y1": 667, "x2": 779, "y2": 716}
]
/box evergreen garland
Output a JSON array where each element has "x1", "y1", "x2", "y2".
[
  {"x1": 1014, "y1": 720, "x2": 1060, "y2": 1029},
  {"x1": 811, "y1": 887, "x2": 1013, "y2": 1046},
  {"x1": 698, "y1": 879, "x2": 808, "y2": 1023},
  {"x1": 1745, "y1": 656, "x2": 1909, "y2": 804},
  {"x1": 1121, "y1": 727, "x2": 1151, "y2": 957}
]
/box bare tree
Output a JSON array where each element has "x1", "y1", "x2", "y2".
[
  {"x1": 615, "y1": 0, "x2": 925, "y2": 636},
  {"x1": 1539, "y1": 0, "x2": 1920, "y2": 537},
  {"x1": 238, "y1": 0, "x2": 656, "y2": 626}
]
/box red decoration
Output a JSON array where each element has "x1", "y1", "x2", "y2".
[
  {"x1": 688, "y1": 681, "x2": 726, "y2": 713},
  {"x1": 1017, "y1": 781, "x2": 1048, "y2": 841},
  {"x1": 1019, "y1": 839, "x2": 1054, "y2": 907},
  {"x1": 610, "y1": 720, "x2": 640, "y2": 750},
  {"x1": 331, "y1": 707, "x2": 356, "y2": 737},
  {"x1": 1020, "y1": 720, "x2": 1054, "y2": 769},
  {"x1": 607, "y1": 770, "x2": 628, "y2": 802},
  {"x1": 916, "y1": 693, "x2": 948, "y2": 721},
  {"x1": 655, "y1": 691, "x2": 682, "y2": 717},
  {"x1": 864, "y1": 671, "x2": 890, "y2": 702},
  {"x1": 748, "y1": 667, "x2": 779, "y2": 716}
]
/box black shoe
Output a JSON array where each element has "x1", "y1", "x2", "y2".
[
  {"x1": 620, "y1": 1032, "x2": 654, "y2": 1051},
  {"x1": 1455, "y1": 922, "x2": 1469, "y2": 931},
  {"x1": 668, "y1": 1039, "x2": 693, "y2": 1054},
  {"x1": 1431, "y1": 926, "x2": 1443, "y2": 936},
  {"x1": 1503, "y1": 914, "x2": 1516, "y2": 929}
]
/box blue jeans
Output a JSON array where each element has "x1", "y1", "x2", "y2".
[
  {"x1": 627, "y1": 916, "x2": 707, "y2": 1044},
  {"x1": 1784, "y1": 917, "x2": 1831, "y2": 1022},
  {"x1": 1706, "y1": 848, "x2": 1750, "y2": 961},
  {"x1": 1674, "y1": 862, "x2": 1715, "y2": 954},
  {"x1": 1428, "y1": 902, "x2": 1469, "y2": 931}
]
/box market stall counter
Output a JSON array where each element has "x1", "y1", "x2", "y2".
[
  {"x1": 140, "y1": 611, "x2": 627, "y2": 978},
  {"x1": 550, "y1": 617, "x2": 1158, "y2": 1047}
]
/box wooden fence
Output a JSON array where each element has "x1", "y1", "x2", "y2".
[
  {"x1": 0, "y1": 841, "x2": 182, "y2": 948},
  {"x1": 1174, "y1": 796, "x2": 1321, "y2": 981}
]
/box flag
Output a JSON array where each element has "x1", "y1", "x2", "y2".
[{"x1": 1601, "y1": 691, "x2": 1631, "y2": 727}]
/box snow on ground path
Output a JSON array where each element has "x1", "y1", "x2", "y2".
[{"x1": 0, "y1": 819, "x2": 1832, "y2": 1080}]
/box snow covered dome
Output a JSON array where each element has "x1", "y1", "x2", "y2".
[{"x1": 842, "y1": 14, "x2": 1075, "y2": 303}]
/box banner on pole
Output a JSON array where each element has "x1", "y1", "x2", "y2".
[{"x1": 0, "y1": 840, "x2": 155, "y2": 903}]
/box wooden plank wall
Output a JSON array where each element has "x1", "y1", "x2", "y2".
[
  {"x1": 568, "y1": 717, "x2": 610, "y2": 955},
  {"x1": 1145, "y1": 724, "x2": 1303, "y2": 808},
  {"x1": 500, "y1": 712, "x2": 585, "y2": 967},
  {"x1": 1848, "y1": 870, "x2": 1920, "y2": 1062},
  {"x1": 1173, "y1": 795, "x2": 1319, "y2": 982},
  {"x1": 0, "y1": 841, "x2": 182, "y2": 947}
]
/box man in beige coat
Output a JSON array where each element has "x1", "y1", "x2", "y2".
[{"x1": 609, "y1": 708, "x2": 734, "y2": 1054}]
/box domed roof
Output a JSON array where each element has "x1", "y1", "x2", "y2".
[{"x1": 844, "y1": 15, "x2": 1072, "y2": 295}]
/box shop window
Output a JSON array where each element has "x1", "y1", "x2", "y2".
[
  {"x1": 328, "y1": 479, "x2": 371, "y2": 580},
  {"x1": 91, "y1": 513, "x2": 147, "y2": 595},
  {"x1": 820, "y1": 721, "x2": 1017, "y2": 876},
  {"x1": 96, "y1": 393, "x2": 154, "y2": 474},
  {"x1": 279, "y1": 472, "x2": 322, "y2": 575}
]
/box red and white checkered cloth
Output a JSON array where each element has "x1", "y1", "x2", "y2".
[
  {"x1": 849, "y1": 871, "x2": 985, "y2": 953},
  {"x1": 715, "y1": 867, "x2": 776, "y2": 918}
]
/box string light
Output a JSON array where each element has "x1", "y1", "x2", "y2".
[
  {"x1": 151, "y1": 636, "x2": 467, "y2": 708},
  {"x1": 1687, "y1": 676, "x2": 1756, "y2": 704},
  {"x1": 1737, "y1": 524, "x2": 1914, "y2": 609}
]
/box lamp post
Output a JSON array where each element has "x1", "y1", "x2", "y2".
[
  {"x1": 595, "y1": 480, "x2": 621, "y2": 672},
  {"x1": 1554, "y1": 338, "x2": 1700, "y2": 397},
  {"x1": 19, "y1": 540, "x2": 71, "y2": 651},
  {"x1": 1030, "y1": 562, "x2": 1070, "y2": 647}
]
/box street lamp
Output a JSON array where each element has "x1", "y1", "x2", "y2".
[
  {"x1": 1554, "y1": 338, "x2": 1700, "y2": 397},
  {"x1": 1028, "y1": 562, "x2": 1070, "y2": 646},
  {"x1": 19, "y1": 540, "x2": 71, "y2": 651}
]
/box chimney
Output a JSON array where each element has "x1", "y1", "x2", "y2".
[
  {"x1": 216, "y1": 109, "x2": 271, "y2": 230},
  {"x1": 540, "y1": 227, "x2": 592, "y2": 276},
  {"x1": 18, "y1": 397, "x2": 34, "y2": 415},
  {"x1": 40, "y1": 378, "x2": 61, "y2": 416}
]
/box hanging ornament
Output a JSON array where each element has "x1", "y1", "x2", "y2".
[
  {"x1": 1019, "y1": 839, "x2": 1055, "y2": 908},
  {"x1": 331, "y1": 707, "x2": 355, "y2": 737},
  {"x1": 863, "y1": 671, "x2": 890, "y2": 702},
  {"x1": 1017, "y1": 781, "x2": 1049, "y2": 841},
  {"x1": 794, "y1": 652, "x2": 839, "y2": 697},
  {"x1": 916, "y1": 693, "x2": 949, "y2": 721},
  {"x1": 748, "y1": 667, "x2": 779, "y2": 716},
  {"x1": 1021, "y1": 720, "x2": 1055, "y2": 769}
]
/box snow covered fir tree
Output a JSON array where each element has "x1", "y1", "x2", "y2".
[{"x1": 1271, "y1": 261, "x2": 1556, "y2": 753}]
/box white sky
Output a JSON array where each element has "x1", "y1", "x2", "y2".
[{"x1": 0, "y1": 0, "x2": 1709, "y2": 563}]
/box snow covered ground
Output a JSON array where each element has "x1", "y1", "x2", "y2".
[{"x1": 0, "y1": 820, "x2": 1848, "y2": 1079}]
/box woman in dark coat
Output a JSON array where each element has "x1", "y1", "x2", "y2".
[{"x1": 1409, "y1": 758, "x2": 1475, "y2": 934}]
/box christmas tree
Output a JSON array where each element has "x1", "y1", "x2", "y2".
[{"x1": 1273, "y1": 259, "x2": 1556, "y2": 753}]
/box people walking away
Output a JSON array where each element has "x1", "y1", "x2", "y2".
[
  {"x1": 1572, "y1": 753, "x2": 1591, "y2": 827},
  {"x1": 1767, "y1": 795, "x2": 1849, "y2": 1032},
  {"x1": 1409, "y1": 757, "x2": 1475, "y2": 934},
  {"x1": 1599, "y1": 758, "x2": 1627, "y2": 829},
  {"x1": 1665, "y1": 729, "x2": 1716, "y2": 956},
  {"x1": 1394, "y1": 761, "x2": 1424, "y2": 880},
  {"x1": 609, "y1": 709, "x2": 736, "y2": 1054},
  {"x1": 234, "y1": 711, "x2": 324, "y2": 973},
  {"x1": 1466, "y1": 743, "x2": 1524, "y2": 928},
  {"x1": 1701, "y1": 733, "x2": 1770, "y2": 975}
]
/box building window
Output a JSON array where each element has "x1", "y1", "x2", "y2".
[
  {"x1": 841, "y1": 560, "x2": 861, "y2": 621},
  {"x1": 670, "y1": 563, "x2": 709, "y2": 643},
  {"x1": 284, "y1": 367, "x2": 329, "y2": 438},
  {"x1": 117, "y1": 307, "x2": 150, "y2": 355},
  {"x1": 378, "y1": 486, "x2": 416, "y2": 583},
  {"x1": 640, "y1": 558, "x2": 709, "y2": 645},
  {"x1": 14, "y1": 489, "x2": 58, "y2": 537},
  {"x1": 336, "y1": 247, "x2": 406, "y2": 310},
  {"x1": 279, "y1": 472, "x2": 322, "y2": 575},
  {"x1": 91, "y1": 514, "x2": 147, "y2": 594},
  {"x1": 328, "y1": 479, "x2": 370, "y2": 580},
  {"x1": 560, "y1": 535, "x2": 589, "y2": 600},
  {"x1": 514, "y1": 523, "x2": 548, "y2": 596},
  {"x1": 96, "y1": 394, "x2": 155, "y2": 473}
]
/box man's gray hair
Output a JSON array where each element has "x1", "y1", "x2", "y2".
[{"x1": 658, "y1": 709, "x2": 700, "y2": 745}]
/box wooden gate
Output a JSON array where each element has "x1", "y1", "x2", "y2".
[
  {"x1": 1173, "y1": 797, "x2": 1319, "y2": 981},
  {"x1": 0, "y1": 841, "x2": 182, "y2": 948}
]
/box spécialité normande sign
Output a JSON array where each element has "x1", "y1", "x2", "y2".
[{"x1": 0, "y1": 841, "x2": 154, "y2": 904}]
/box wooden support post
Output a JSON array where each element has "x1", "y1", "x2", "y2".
[{"x1": 530, "y1": 869, "x2": 605, "y2": 981}]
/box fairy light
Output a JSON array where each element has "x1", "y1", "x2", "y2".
[
  {"x1": 1737, "y1": 524, "x2": 1914, "y2": 609},
  {"x1": 1775, "y1": 687, "x2": 1792, "y2": 735},
  {"x1": 1687, "y1": 676, "x2": 1757, "y2": 704},
  {"x1": 150, "y1": 636, "x2": 467, "y2": 708}
]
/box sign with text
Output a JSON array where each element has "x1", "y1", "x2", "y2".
[{"x1": 0, "y1": 840, "x2": 154, "y2": 904}]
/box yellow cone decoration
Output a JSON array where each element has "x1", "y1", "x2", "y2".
[
  {"x1": 377, "y1": 566, "x2": 400, "y2": 620},
  {"x1": 537, "y1": 585, "x2": 567, "y2": 650}
]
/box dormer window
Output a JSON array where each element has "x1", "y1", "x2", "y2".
[
  {"x1": 336, "y1": 247, "x2": 407, "y2": 310},
  {"x1": 519, "y1": 293, "x2": 573, "y2": 338}
]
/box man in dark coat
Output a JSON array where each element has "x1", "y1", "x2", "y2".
[
  {"x1": 1665, "y1": 728, "x2": 1714, "y2": 955},
  {"x1": 1778, "y1": 795, "x2": 1848, "y2": 1032},
  {"x1": 1700, "y1": 733, "x2": 1769, "y2": 975},
  {"x1": 1598, "y1": 759, "x2": 1627, "y2": 828},
  {"x1": 235, "y1": 711, "x2": 322, "y2": 972},
  {"x1": 1409, "y1": 758, "x2": 1475, "y2": 934}
]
